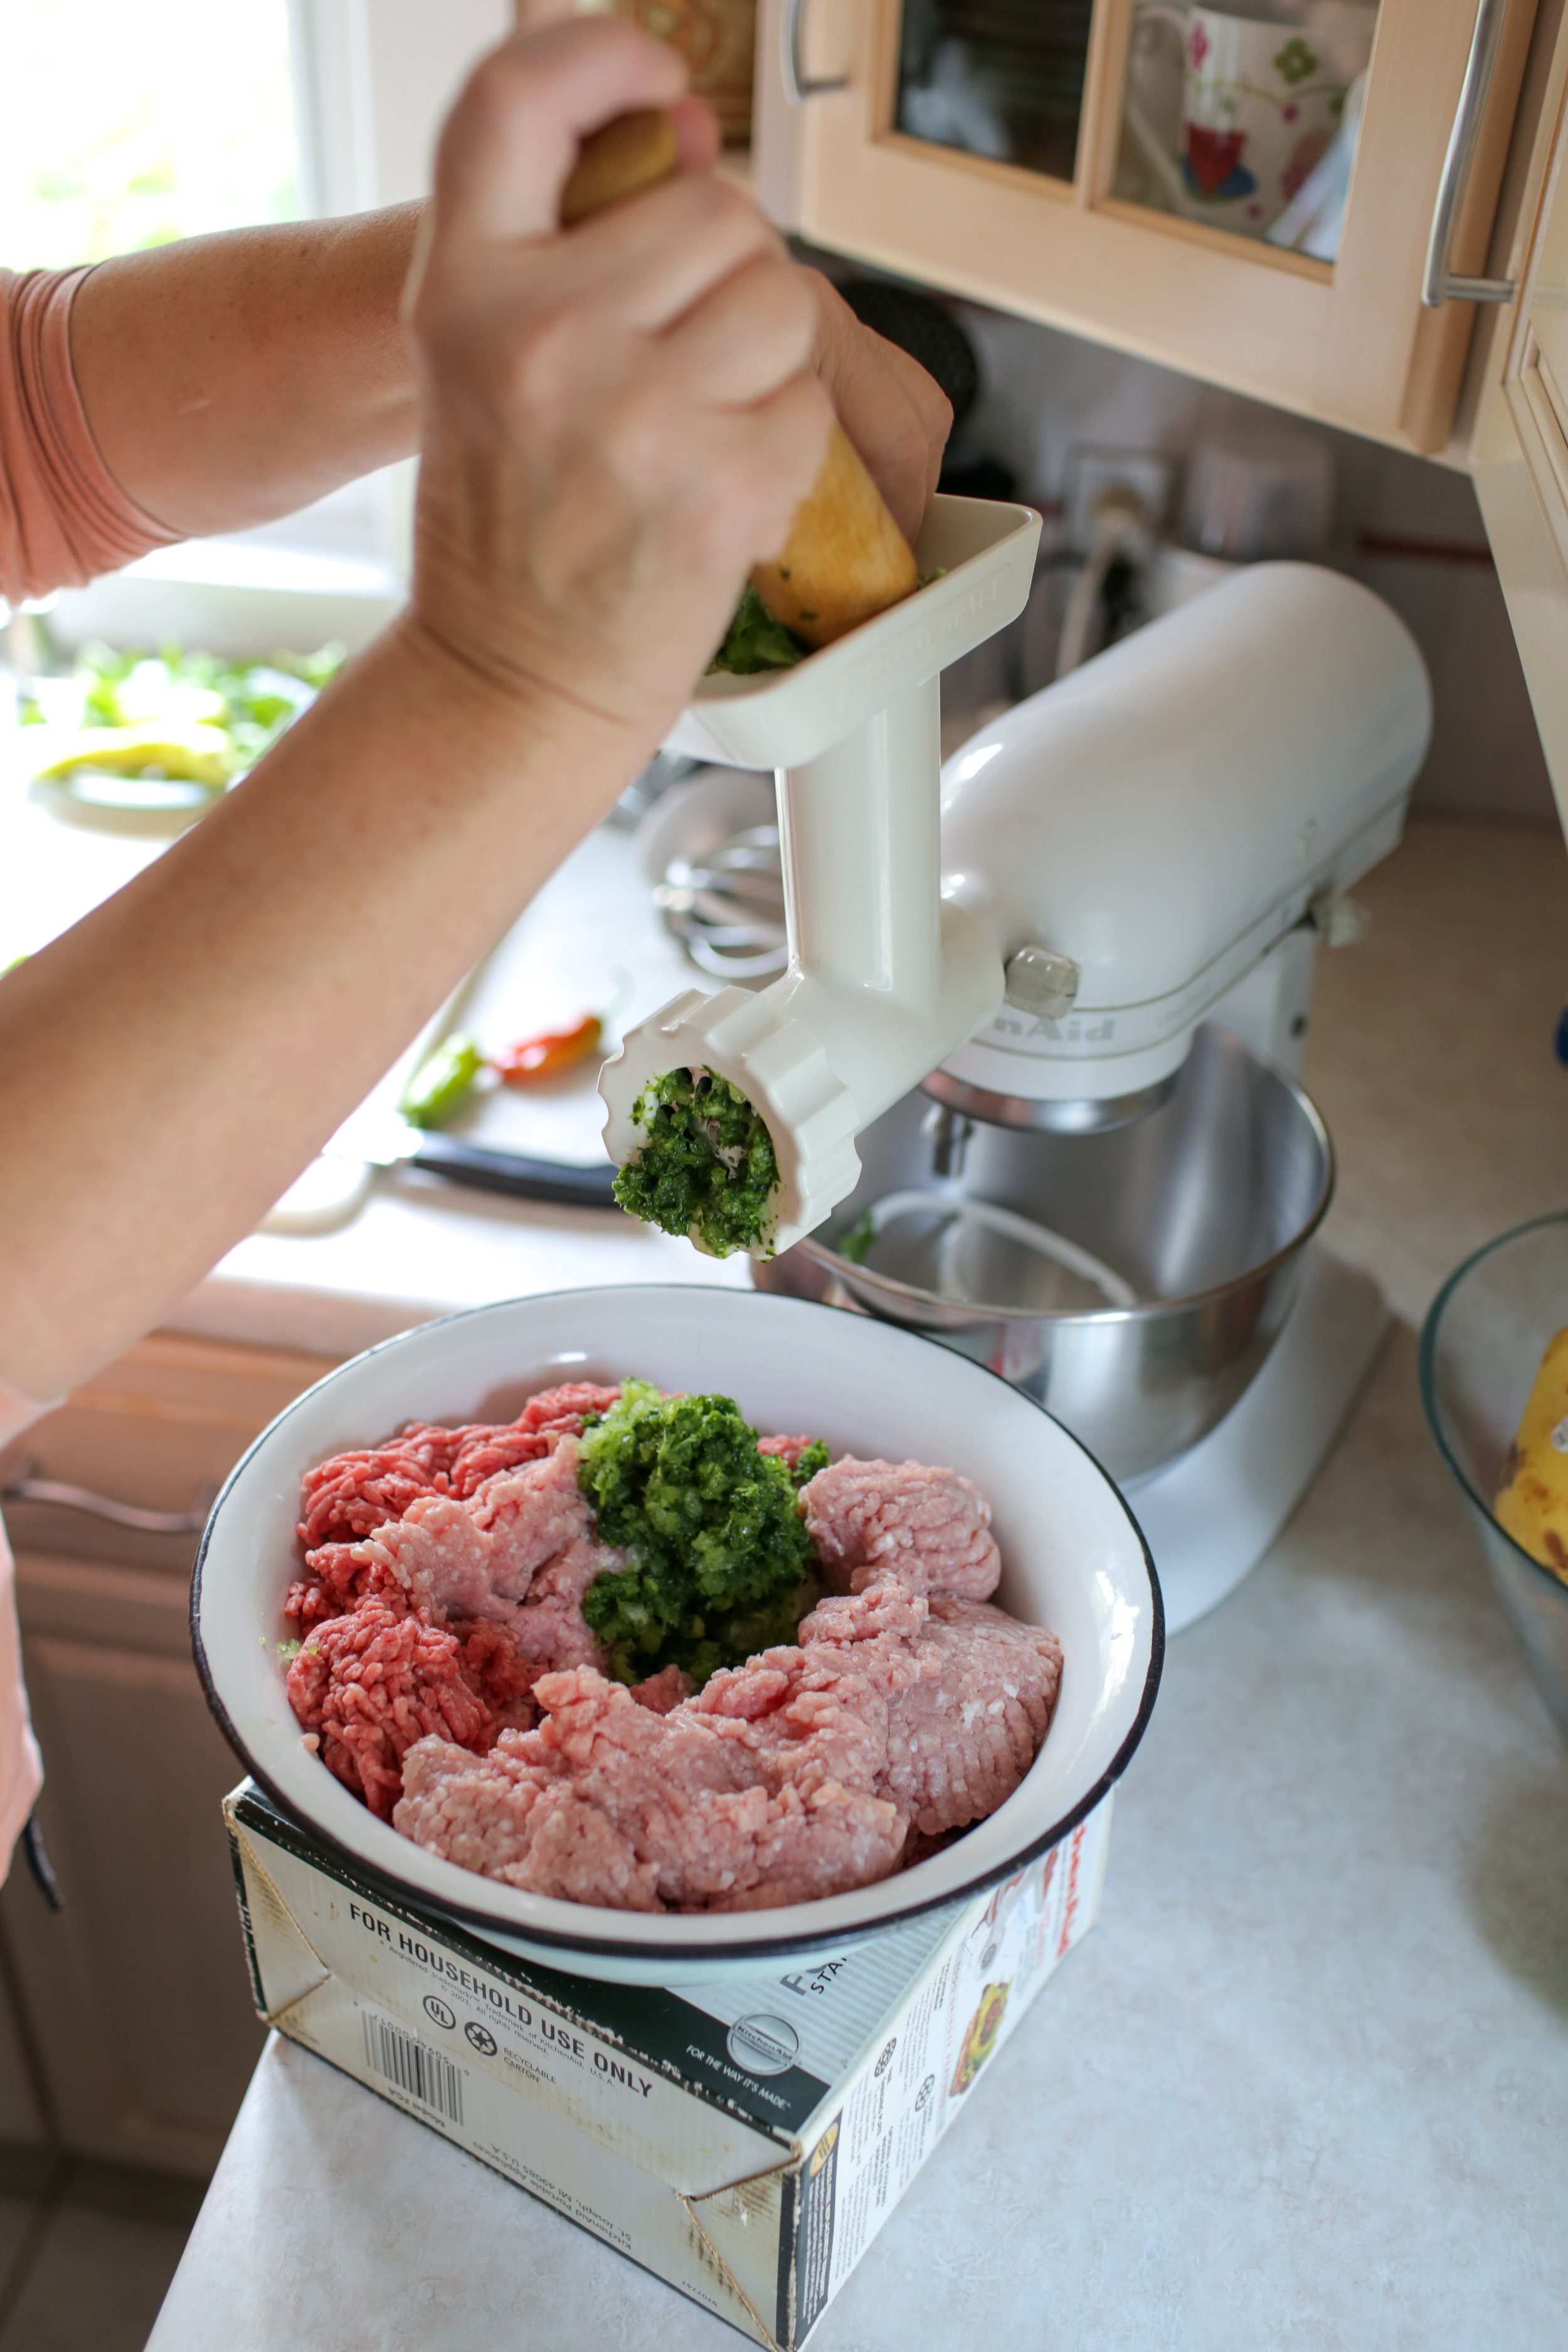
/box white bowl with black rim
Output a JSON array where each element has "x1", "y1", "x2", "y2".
[{"x1": 193, "y1": 1284, "x2": 1162, "y2": 1984}]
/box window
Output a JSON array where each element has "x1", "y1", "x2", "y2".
[
  {"x1": 4, "y1": 0, "x2": 302, "y2": 268},
  {"x1": 9, "y1": 0, "x2": 512, "y2": 647}
]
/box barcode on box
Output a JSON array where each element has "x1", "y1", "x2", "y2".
[{"x1": 362, "y1": 2013, "x2": 465, "y2": 2126}]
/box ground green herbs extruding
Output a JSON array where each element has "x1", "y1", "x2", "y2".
[
  {"x1": 579, "y1": 1381, "x2": 828, "y2": 1687},
  {"x1": 612, "y1": 1066, "x2": 781, "y2": 1258}
]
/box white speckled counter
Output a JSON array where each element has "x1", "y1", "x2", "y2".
[
  {"x1": 149, "y1": 819, "x2": 1568, "y2": 2349},
  {"x1": 172, "y1": 1173, "x2": 750, "y2": 1359}
]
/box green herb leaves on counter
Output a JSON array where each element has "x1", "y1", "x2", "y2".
[
  {"x1": 612, "y1": 1066, "x2": 780, "y2": 1257},
  {"x1": 578, "y1": 1380, "x2": 821, "y2": 1685},
  {"x1": 21, "y1": 640, "x2": 346, "y2": 791},
  {"x1": 398, "y1": 1032, "x2": 483, "y2": 1130},
  {"x1": 706, "y1": 585, "x2": 807, "y2": 676}
]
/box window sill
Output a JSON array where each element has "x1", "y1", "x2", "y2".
[{"x1": 48, "y1": 534, "x2": 405, "y2": 663}]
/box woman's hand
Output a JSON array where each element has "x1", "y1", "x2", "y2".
[
  {"x1": 403, "y1": 17, "x2": 834, "y2": 755},
  {"x1": 0, "y1": 14, "x2": 960, "y2": 1407}
]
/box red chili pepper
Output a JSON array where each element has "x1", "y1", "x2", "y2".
[{"x1": 493, "y1": 1014, "x2": 603, "y2": 1085}]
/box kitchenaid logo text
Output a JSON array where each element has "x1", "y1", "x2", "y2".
[
  {"x1": 345, "y1": 1902, "x2": 653, "y2": 2097},
  {"x1": 829, "y1": 573, "x2": 1003, "y2": 716}
]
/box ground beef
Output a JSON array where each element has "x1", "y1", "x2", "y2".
[
  {"x1": 455, "y1": 1619, "x2": 541, "y2": 1734},
  {"x1": 297, "y1": 1382, "x2": 622, "y2": 1549},
  {"x1": 756, "y1": 1434, "x2": 817, "y2": 1469},
  {"x1": 393, "y1": 1575, "x2": 1059, "y2": 1909},
  {"x1": 283, "y1": 1431, "x2": 630, "y2": 1784},
  {"x1": 629, "y1": 1663, "x2": 695, "y2": 1714},
  {"x1": 287, "y1": 1601, "x2": 495, "y2": 1820},
  {"x1": 800, "y1": 1456, "x2": 1002, "y2": 1601}
]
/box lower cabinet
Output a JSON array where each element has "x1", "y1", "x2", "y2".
[{"x1": 0, "y1": 1332, "x2": 340, "y2": 2176}]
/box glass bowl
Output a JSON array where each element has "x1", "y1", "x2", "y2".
[{"x1": 1420, "y1": 1212, "x2": 1568, "y2": 1742}]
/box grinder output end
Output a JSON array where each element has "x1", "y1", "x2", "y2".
[{"x1": 599, "y1": 988, "x2": 861, "y2": 1259}]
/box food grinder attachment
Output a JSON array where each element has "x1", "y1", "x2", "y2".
[
  {"x1": 599, "y1": 524, "x2": 1433, "y2": 1256},
  {"x1": 598, "y1": 496, "x2": 1043, "y2": 1251}
]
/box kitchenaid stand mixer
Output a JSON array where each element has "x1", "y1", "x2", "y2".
[{"x1": 600, "y1": 513, "x2": 1433, "y2": 1630}]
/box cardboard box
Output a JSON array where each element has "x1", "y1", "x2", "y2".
[{"x1": 227, "y1": 1783, "x2": 1111, "y2": 2348}]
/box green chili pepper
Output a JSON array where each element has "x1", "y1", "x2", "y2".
[{"x1": 398, "y1": 1032, "x2": 482, "y2": 1129}]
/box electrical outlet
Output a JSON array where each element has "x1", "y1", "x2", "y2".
[{"x1": 1064, "y1": 447, "x2": 1179, "y2": 553}]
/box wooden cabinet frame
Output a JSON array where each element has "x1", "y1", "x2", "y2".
[
  {"x1": 763, "y1": 0, "x2": 1539, "y2": 452},
  {"x1": 0, "y1": 1332, "x2": 340, "y2": 2174},
  {"x1": 1469, "y1": 0, "x2": 1568, "y2": 815}
]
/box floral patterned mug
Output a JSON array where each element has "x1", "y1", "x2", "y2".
[{"x1": 1132, "y1": 2, "x2": 1376, "y2": 238}]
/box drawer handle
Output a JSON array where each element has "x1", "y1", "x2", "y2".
[
  {"x1": 1422, "y1": 0, "x2": 1518, "y2": 306},
  {"x1": 1, "y1": 1465, "x2": 213, "y2": 1536},
  {"x1": 782, "y1": 0, "x2": 847, "y2": 105}
]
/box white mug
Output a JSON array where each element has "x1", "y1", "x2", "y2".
[{"x1": 1129, "y1": 1, "x2": 1375, "y2": 238}]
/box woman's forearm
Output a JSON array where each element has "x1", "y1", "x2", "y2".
[
  {"x1": 0, "y1": 17, "x2": 939, "y2": 1405},
  {"x1": 68, "y1": 208, "x2": 423, "y2": 537},
  {"x1": 0, "y1": 622, "x2": 645, "y2": 1401}
]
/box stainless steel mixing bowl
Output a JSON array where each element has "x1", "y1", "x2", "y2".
[{"x1": 754, "y1": 1024, "x2": 1333, "y2": 1482}]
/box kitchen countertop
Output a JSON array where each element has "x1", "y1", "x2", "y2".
[
  {"x1": 0, "y1": 738, "x2": 760, "y2": 1359},
  {"x1": 148, "y1": 815, "x2": 1568, "y2": 2349}
]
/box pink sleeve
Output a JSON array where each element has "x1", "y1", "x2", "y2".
[
  {"x1": 0, "y1": 1374, "x2": 57, "y2": 1880},
  {"x1": 1, "y1": 265, "x2": 181, "y2": 607}
]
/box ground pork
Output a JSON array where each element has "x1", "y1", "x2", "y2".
[
  {"x1": 393, "y1": 1576, "x2": 1060, "y2": 1909},
  {"x1": 344, "y1": 1441, "x2": 617, "y2": 1627},
  {"x1": 287, "y1": 1601, "x2": 495, "y2": 1819},
  {"x1": 800, "y1": 1457, "x2": 1002, "y2": 1601},
  {"x1": 395, "y1": 1644, "x2": 909, "y2": 1912},
  {"x1": 878, "y1": 1595, "x2": 1062, "y2": 1836},
  {"x1": 297, "y1": 1382, "x2": 622, "y2": 1549},
  {"x1": 793, "y1": 1579, "x2": 1060, "y2": 1833},
  {"x1": 286, "y1": 1439, "x2": 625, "y2": 1656}
]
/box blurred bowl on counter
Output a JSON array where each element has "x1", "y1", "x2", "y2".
[
  {"x1": 754, "y1": 1024, "x2": 1333, "y2": 1484},
  {"x1": 1421, "y1": 1212, "x2": 1568, "y2": 1744}
]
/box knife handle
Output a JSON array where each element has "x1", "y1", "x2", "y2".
[{"x1": 408, "y1": 1133, "x2": 619, "y2": 1209}]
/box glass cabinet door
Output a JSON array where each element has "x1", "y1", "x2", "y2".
[
  {"x1": 775, "y1": 0, "x2": 1520, "y2": 457},
  {"x1": 1111, "y1": 0, "x2": 1380, "y2": 261},
  {"x1": 893, "y1": 1, "x2": 1098, "y2": 184}
]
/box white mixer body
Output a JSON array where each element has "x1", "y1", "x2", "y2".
[{"x1": 935, "y1": 563, "x2": 1433, "y2": 1120}]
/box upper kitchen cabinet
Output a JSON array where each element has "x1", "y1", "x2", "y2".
[{"x1": 752, "y1": 0, "x2": 1540, "y2": 452}]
